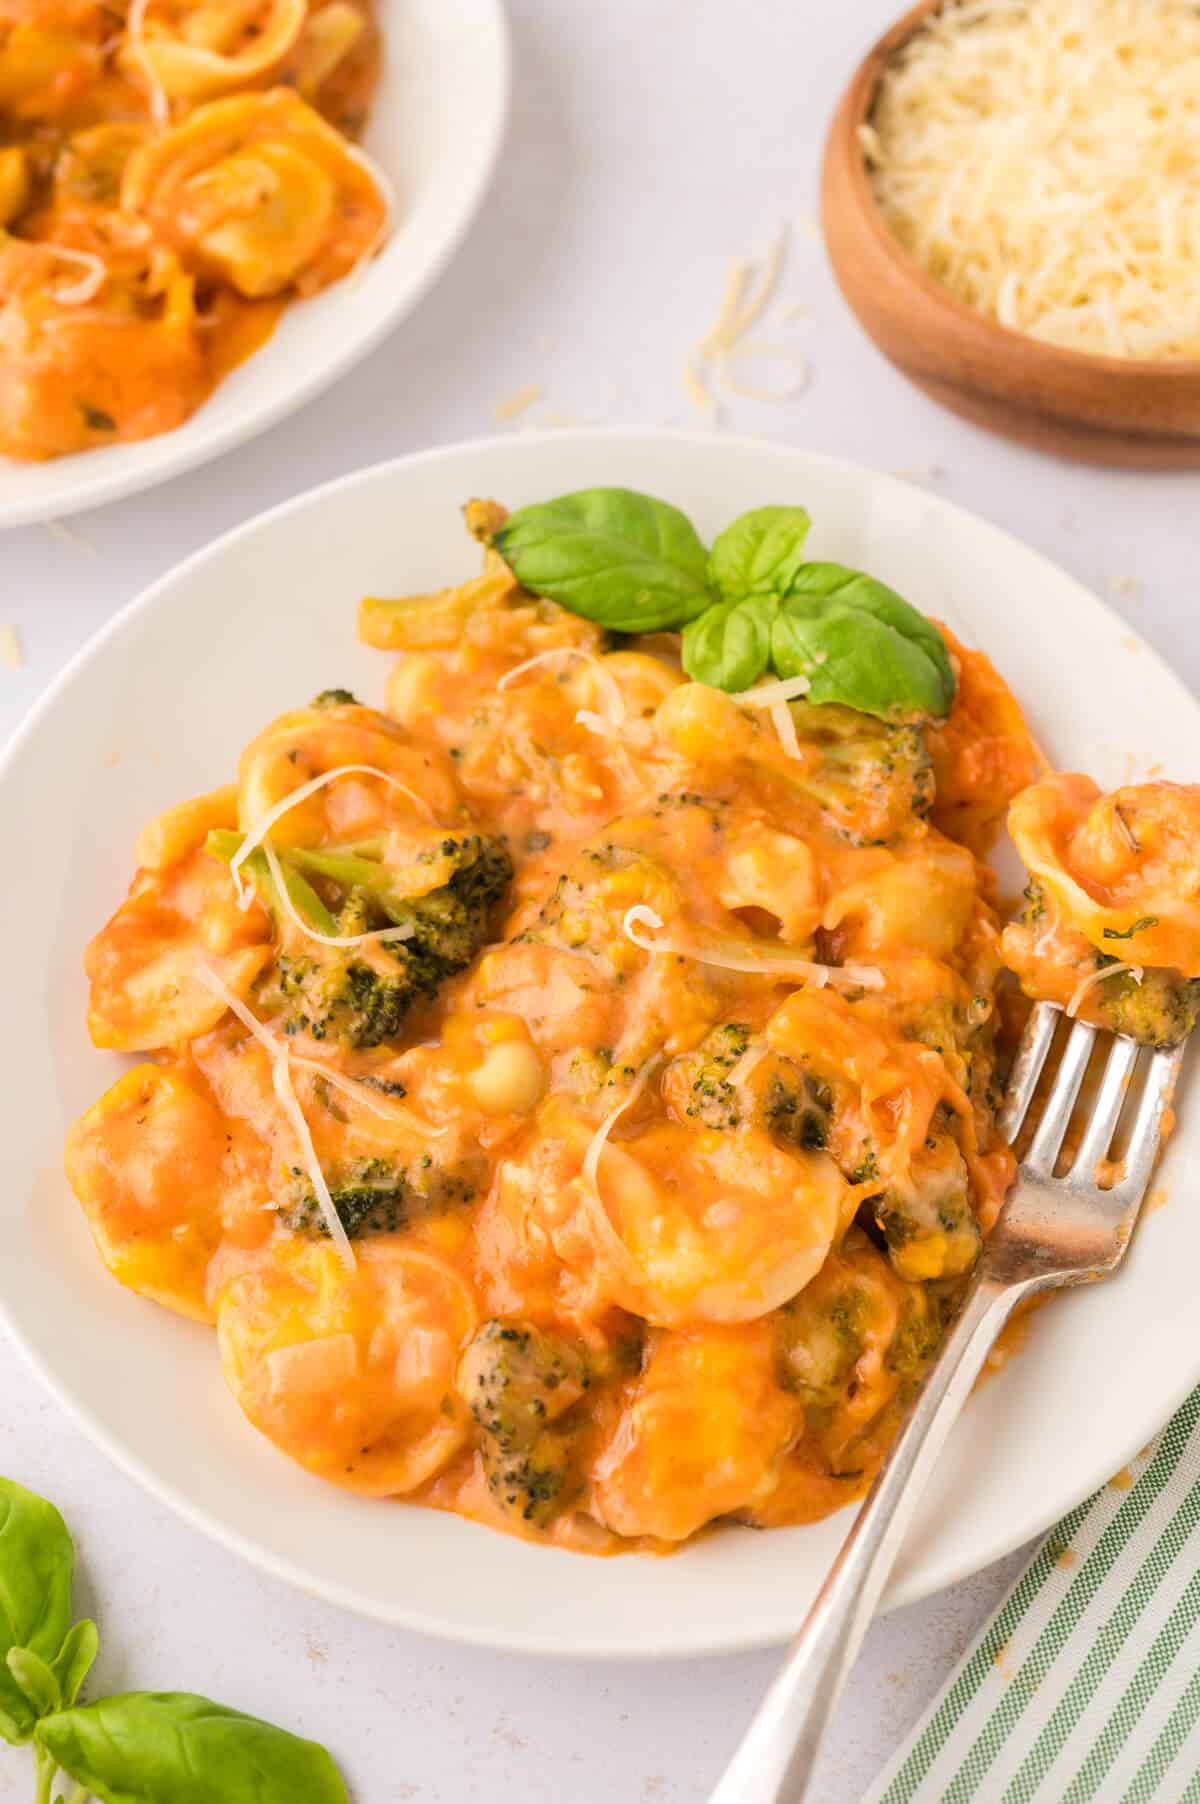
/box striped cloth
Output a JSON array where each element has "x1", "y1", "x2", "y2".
[{"x1": 867, "y1": 1388, "x2": 1200, "y2": 1803}]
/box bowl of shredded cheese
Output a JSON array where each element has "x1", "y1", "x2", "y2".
[{"x1": 822, "y1": 0, "x2": 1200, "y2": 465}]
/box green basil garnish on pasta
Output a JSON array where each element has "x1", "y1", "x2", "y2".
[{"x1": 493, "y1": 488, "x2": 956, "y2": 720}]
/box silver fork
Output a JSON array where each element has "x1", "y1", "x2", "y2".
[{"x1": 709, "y1": 1002, "x2": 1188, "y2": 1804}]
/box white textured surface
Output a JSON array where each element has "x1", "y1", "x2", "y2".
[{"x1": 1, "y1": 0, "x2": 1197, "y2": 1796}]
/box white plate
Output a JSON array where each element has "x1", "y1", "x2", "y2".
[
  {"x1": 0, "y1": 0, "x2": 509, "y2": 531},
  {"x1": 3, "y1": 430, "x2": 1198, "y2": 1659}
]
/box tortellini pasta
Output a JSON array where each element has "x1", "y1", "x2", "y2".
[
  {"x1": 123, "y1": 0, "x2": 309, "y2": 103},
  {"x1": 0, "y1": 0, "x2": 383, "y2": 459},
  {"x1": 123, "y1": 89, "x2": 387, "y2": 298},
  {"x1": 65, "y1": 520, "x2": 1039, "y2": 1552},
  {"x1": 1010, "y1": 772, "x2": 1200, "y2": 974},
  {"x1": 216, "y1": 1240, "x2": 478, "y2": 1494}
]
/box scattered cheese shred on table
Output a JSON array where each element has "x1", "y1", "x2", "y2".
[
  {"x1": 868, "y1": 0, "x2": 1200, "y2": 359},
  {"x1": 685, "y1": 225, "x2": 810, "y2": 414},
  {"x1": 0, "y1": 625, "x2": 22, "y2": 669},
  {"x1": 492, "y1": 383, "x2": 543, "y2": 422}
]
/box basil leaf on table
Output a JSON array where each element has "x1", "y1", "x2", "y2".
[
  {"x1": 771, "y1": 563, "x2": 956, "y2": 721},
  {"x1": 5, "y1": 1648, "x2": 60, "y2": 1721},
  {"x1": 707, "y1": 505, "x2": 812, "y2": 600},
  {"x1": 493, "y1": 488, "x2": 712, "y2": 631},
  {"x1": 52, "y1": 1620, "x2": 99, "y2": 1710},
  {"x1": 37, "y1": 1693, "x2": 351, "y2": 1804},
  {"x1": 681, "y1": 593, "x2": 777, "y2": 692},
  {"x1": 0, "y1": 1478, "x2": 76, "y2": 1744}
]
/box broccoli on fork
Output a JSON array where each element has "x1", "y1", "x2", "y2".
[{"x1": 207, "y1": 827, "x2": 512, "y2": 1048}]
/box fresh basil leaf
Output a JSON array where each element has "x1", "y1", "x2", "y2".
[
  {"x1": 771, "y1": 565, "x2": 956, "y2": 720},
  {"x1": 0, "y1": 1478, "x2": 76, "y2": 1744},
  {"x1": 681, "y1": 593, "x2": 776, "y2": 692},
  {"x1": 7, "y1": 1647, "x2": 60, "y2": 1719},
  {"x1": 38, "y1": 1693, "x2": 350, "y2": 1804},
  {"x1": 707, "y1": 506, "x2": 812, "y2": 600},
  {"x1": 52, "y1": 1620, "x2": 99, "y2": 1709},
  {"x1": 493, "y1": 488, "x2": 712, "y2": 632}
]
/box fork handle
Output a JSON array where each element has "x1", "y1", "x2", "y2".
[{"x1": 709, "y1": 1271, "x2": 1028, "y2": 1804}]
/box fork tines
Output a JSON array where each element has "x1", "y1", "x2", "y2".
[{"x1": 1001, "y1": 1001, "x2": 1186, "y2": 1194}]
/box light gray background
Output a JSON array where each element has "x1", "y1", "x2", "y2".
[{"x1": 2, "y1": 2, "x2": 1195, "y2": 1798}]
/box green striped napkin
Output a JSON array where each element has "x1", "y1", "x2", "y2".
[{"x1": 867, "y1": 1388, "x2": 1200, "y2": 1803}]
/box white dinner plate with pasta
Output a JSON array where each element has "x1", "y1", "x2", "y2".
[
  {"x1": 4, "y1": 429, "x2": 1200, "y2": 1658},
  {"x1": 0, "y1": 0, "x2": 508, "y2": 530}
]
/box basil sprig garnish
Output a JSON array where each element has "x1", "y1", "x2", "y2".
[
  {"x1": 493, "y1": 488, "x2": 955, "y2": 721},
  {"x1": 0, "y1": 1474, "x2": 349, "y2": 1803},
  {"x1": 493, "y1": 488, "x2": 711, "y2": 632}
]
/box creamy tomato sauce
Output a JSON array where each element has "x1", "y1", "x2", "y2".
[{"x1": 66, "y1": 512, "x2": 1048, "y2": 1555}]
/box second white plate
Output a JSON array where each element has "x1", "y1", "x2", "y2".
[{"x1": 0, "y1": 0, "x2": 509, "y2": 531}]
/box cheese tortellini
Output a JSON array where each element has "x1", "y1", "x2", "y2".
[
  {"x1": 0, "y1": 0, "x2": 383, "y2": 459},
  {"x1": 1010, "y1": 772, "x2": 1200, "y2": 974},
  {"x1": 123, "y1": 0, "x2": 309, "y2": 103},
  {"x1": 123, "y1": 89, "x2": 387, "y2": 298},
  {"x1": 217, "y1": 1240, "x2": 478, "y2": 1495}
]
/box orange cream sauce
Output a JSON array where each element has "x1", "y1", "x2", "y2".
[
  {"x1": 66, "y1": 531, "x2": 1039, "y2": 1555},
  {"x1": 0, "y1": 0, "x2": 381, "y2": 460}
]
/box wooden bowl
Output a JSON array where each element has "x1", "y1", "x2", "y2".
[{"x1": 822, "y1": 0, "x2": 1200, "y2": 467}]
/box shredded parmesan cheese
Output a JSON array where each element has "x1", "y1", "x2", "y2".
[
  {"x1": 1066, "y1": 961, "x2": 1144, "y2": 1018},
  {"x1": 47, "y1": 246, "x2": 107, "y2": 306},
  {"x1": 582, "y1": 1061, "x2": 658, "y2": 1199},
  {"x1": 732, "y1": 675, "x2": 812, "y2": 708},
  {"x1": 231, "y1": 762, "x2": 429, "y2": 911},
  {"x1": 126, "y1": 0, "x2": 171, "y2": 125},
  {"x1": 727, "y1": 1040, "x2": 769, "y2": 1091},
  {"x1": 195, "y1": 963, "x2": 355, "y2": 1269},
  {"x1": 285, "y1": 1052, "x2": 444, "y2": 1132},
  {"x1": 769, "y1": 700, "x2": 803, "y2": 761},
  {"x1": 687, "y1": 225, "x2": 809, "y2": 412},
  {"x1": 622, "y1": 905, "x2": 884, "y2": 993},
  {"x1": 493, "y1": 384, "x2": 544, "y2": 423},
  {"x1": 870, "y1": 0, "x2": 1200, "y2": 359},
  {"x1": 498, "y1": 647, "x2": 626, "y2": 725},
  {"x1": 261, "y1": 841, "x2": 413, "y2": 949}
]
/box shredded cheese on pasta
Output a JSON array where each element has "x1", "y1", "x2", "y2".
[
  {"x1": 727, "y1": 1040, "x2": 769, "y2": 1091},
  {"x1": 622, "y1": 905, "x2": 883, "y2": 992},
  {"x1": 231, "y1": 762, "x2": 429, "y2": 911},
  {"x1": 126, "y1": 0, "x2": 171, "y2": 125},
  {"x1": 195, "y1": 963, "x2": 355, "y2": 1268},
  {"x1": 48, "y1": 247, "x2": 108, "y2": 306},
  {"x1": 261, "y1": 841, "x2": 414, "y2": 949},
  {"x1": 498, "y1": 647, "x2": 626, "y2": 725},
  {"x1": 582, "y1": 1061, "x2": 659, "y2": 1199},
  {"x1": 732, "y1": 675, "x2": 812, "y2": 708},
  {"x1": 1066, "y1": 960, "x2": 1144, "y2": 1019},
  {"x1": 869, "y1": 0, "x2": 1200, "y2": 359}
]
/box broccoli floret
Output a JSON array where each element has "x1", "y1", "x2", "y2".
[
  {"x1": 775, "y1": 1231, "x2": 950, "y2": 1419},
  {"x1": 208, "y1": 829, "x2": 512, "y2": 1049},
  {"x1": 1091, "y1": 960, "x2": 1200, "y2": 1050},
  {"x1": 786, "y1": 702, "x2": 934, "y2": 845},
  {"x1": 280, "y1": 1151, "x2": 485, "y2": 1240},
  {"x1": 871, "y1": 1133, "x2": 982, "y2": 1282},
  {"x1": 776, "y1": 1274, "x2": 869, "y2": 1407},
  {"x1": 678, "y1": 1023, "x2": 752, "y2": 1127},
  {"x1": 669, "y1": 1025, "x2": 832, "y2": 1148},
  {"x1": 458, "y1": 1319, "x2": 589, "y2": 1525},
  {"x1": 764, "y1": 1069, "x2": 832, "y2": 1150},
  {"x1": 311, "y1": 688, "x2": 360, "y2": 708}
]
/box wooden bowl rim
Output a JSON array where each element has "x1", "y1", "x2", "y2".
[{"x1": 833, "y1": 0, "x2": 1200, "y2": 387}]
